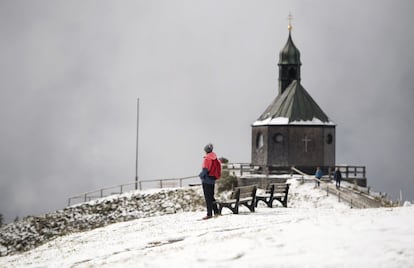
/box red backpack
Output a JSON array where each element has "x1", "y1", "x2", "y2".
[{"x1": 208, "y1": 158, "x2": 222, "y2": 180}]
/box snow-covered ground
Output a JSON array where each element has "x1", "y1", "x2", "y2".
[{"x1": 1, "y1": 179, "x2": 414, "y2": 267}]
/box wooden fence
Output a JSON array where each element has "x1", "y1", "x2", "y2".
[
  {"x1": 223, "y1": 163, "x2": 252, "y2": 176},
  {"x1": 328, "y1": 165, "x2": 366, "y2": 179},
  {"x1": 226, "y1": 164, "x2": 366, "y2": 180},
  {"x1": 291, "y1": 166, "x2": 387, "y2": 208},
  {"x1": 323, "y1": 184, "x2": 379, "y2": 208}
]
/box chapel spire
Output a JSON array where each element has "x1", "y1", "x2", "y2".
[
  {"x1": 251, "y1": 18, "x2": 336, "y2": 175},
  {"x1": 278, "y1": 13, "x2": 301, "y2": 95}
]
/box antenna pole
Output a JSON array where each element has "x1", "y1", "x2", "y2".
[{"x1": 135, "y1": 98, "x2": 140, "y2": 190}]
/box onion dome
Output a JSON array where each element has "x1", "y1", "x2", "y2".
[{"x1": 278, "y1": 32, "x2": 301, "y2": 65}]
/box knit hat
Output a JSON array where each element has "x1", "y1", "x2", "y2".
[{"x1": 204, "y1": 143, "x2": 213, "y2": 153}]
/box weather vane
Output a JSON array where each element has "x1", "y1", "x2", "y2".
[{"x1": 287, "y1": 12, "x2": 293, "y2": 32}]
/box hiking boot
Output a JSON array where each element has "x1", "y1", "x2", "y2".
[{"x1": 202, "y1": 215, "x2": 212, "y2": 220}]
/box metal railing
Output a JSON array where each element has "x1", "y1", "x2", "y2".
[
  {"x1": 66, "y1": 164, "x2": 371, "y2": 207},
  {"x1": 67, "y1": 175, "x2": 199, "y2": 206}
]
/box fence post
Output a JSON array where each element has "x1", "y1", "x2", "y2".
[
  {"x1": 100, "y1": 189, "x2": 103, "y2": 198},
  {"x1": 120, "y1": 185, "x2": 123, "y2": 194},
  {"x1": 180, "y1": 178, "x2": 183, "y2": 187},
  {"x1": 84, "y1": 193, "x2": 87, "y2": 202}
]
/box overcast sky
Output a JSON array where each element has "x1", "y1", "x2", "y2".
[{"x1": 1, "y1": 0, "x2": 413, "y2": 223}]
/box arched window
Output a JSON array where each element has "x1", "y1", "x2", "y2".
[
  {"x1": 326, "y1": 134, "x2": 333, "y2": 144},
  {"x1": 256, "y1": 132, "x2": 264, "y2": 151},
  {"x1": 288, "y1": 67, "x2": 297, "y2": 79}
]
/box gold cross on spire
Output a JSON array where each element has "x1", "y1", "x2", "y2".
[{"x1": 287, "y1": 12, "x2": 293, "y2": 32}]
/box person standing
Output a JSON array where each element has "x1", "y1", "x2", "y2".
[
  {"x1": 315, "y1": 166, "x2": 323, "y2": 187},
  {"x1": 199, "y1": 143, "x2": 220, "y2": 220},
  {"x1": 334, "y1": 167, "x2": 342, "y2": 189}
]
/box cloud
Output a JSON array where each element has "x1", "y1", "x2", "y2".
[{"x1": 0, "y1": 0, "x2": 413, "y2": 222}]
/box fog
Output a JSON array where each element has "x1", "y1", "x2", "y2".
[{"x1": 1, "y1": 0, "x2": 413, "y2": 223}]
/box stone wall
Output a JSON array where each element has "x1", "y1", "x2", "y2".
[{"x1": 0, "y1": 187, "x2": 205, "y2": 257}]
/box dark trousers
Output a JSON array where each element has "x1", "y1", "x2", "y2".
[
  {"x1": 202, "y1": 183, "x2": 218, "y2": 217},
  {"x1": 336, "y1": 180, "x2": 341, "y2": 188}
]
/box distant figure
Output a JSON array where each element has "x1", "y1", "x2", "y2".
[
  {"x1": 334, "y1": 167, "x2": 342, "y2": 189},
  {"x1": 315, "y1": 167, "x2": 323, "y2": 187},
  {"x1": 199, "y1": 143, "x2": 220, "y2": 220}
]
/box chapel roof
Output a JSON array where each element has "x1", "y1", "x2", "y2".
[{"x1": 253, "y1": 80, "x2": 334, "y2": 126}]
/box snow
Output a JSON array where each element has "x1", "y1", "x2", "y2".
[
  {"x1": 252, "y1": 116, "x2": 335, "y2": 126},
  {"x1": 1, "y1": 179, "x2": 414, "y2": 267}
]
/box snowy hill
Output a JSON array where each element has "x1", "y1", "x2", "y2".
[
  {"x1": 0, "y1": 187, "x2": 205, "y2": 257},
  {"x1": 1, "y1": 179, "x2": 414, "y2": 267}
]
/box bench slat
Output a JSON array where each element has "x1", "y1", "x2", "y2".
[
  {"x1": 256, "y1": 183, "x2": 290, "y2": 208},
  {"x1": 218, "y1": 185, "x2": 257, "y2": 214}
]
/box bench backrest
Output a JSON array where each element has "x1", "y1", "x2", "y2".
[
  {"x1": 267, "y1": 178, "x2": 288, "y2": 184},
  {"x1": 268, "y1": 183, "x2": 290, "y2": 193},
  {"x1": 231, "y1": 185, "x2": 257, "y2": 199}
]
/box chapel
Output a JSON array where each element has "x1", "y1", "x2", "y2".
[{"x1": 251, "y1": 19, "x2": 335, "y2": 174}]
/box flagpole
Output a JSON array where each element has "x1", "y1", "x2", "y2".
[{"x1": 135, "y1": 98, "x2": 140, "y2": 190}]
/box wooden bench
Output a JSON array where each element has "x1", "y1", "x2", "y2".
[
  {"x1": 217, "y1": 185, "x2": 257, "y2": 214},
  {"x1": 255, "y1": 183, "x2": 290, "y2": 208}
]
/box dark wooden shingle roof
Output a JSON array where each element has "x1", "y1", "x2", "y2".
[{"x1": 254, "y1": 80, "x2": 333, "y2": 126}]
